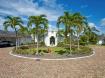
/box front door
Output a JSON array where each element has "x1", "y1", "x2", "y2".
[{"x1": 50, "y1": 36, "x2": 55, "y2": 45}]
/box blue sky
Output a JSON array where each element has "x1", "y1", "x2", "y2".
[{"x1": 0, "y1": 0, "x2": 105, "y2": 34}]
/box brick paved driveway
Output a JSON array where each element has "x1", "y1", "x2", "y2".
[{"x1": 0, "y1": 46, "x2": 105, "y2": 78}]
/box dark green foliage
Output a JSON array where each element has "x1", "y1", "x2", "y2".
[
  {"x1": 14, "y1": 48, "x2": 36, "y2": 55},
  {"x1": 18, "y1": 45, "x2": 29, "y2": 49},
  {"x1": 57, "y1": 42, "x2": 65, "y2": 47},
  {"x1": 80, "y1": 35, "x2": 88, "y2": 45},
  {"x1": 13, "y1": 46, "x2": 92, "y2": 57},
  {"x1": 39, "y1": 42, "x2": 45, "y2": 47},
  {"x1": 55, "y1": 50, "x2": 66, "y2": 55}
]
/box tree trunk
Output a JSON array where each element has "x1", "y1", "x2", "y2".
[
  {"x1": 77, "y1": 33, "x2": 80, "y2": 50},
  {"x1": 69, "y1": 34, "x2": 72, "y2": 54},
  {"x1": 33, "y1": 34, "x2": 35, "y2": 45},
  {"x1": 17, "y1": 38, "x2": 19, "y2": 47},
  {"x1": 16, "y1": 38, "x2": 17, "y2": 50},
  {"x1": 15, "y1": 29, "x2": 18, "y2": 50},
  {"x1": 43, "y1": 34, "x2": 45, "y2": 44},
  {"x1": 36, "y1": 34, "x2": 39, "y2": 55},
  {"x1": 87, "y1": 35, "x2": 89, "y2": 46},
  {"x1": 65, "y1": 25, "x2": 68, "y2": 44}
]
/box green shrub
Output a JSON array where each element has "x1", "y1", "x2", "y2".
[
  {"x1": 40, "y1": 42, "x2": 45, "y2": 47},
  {"x1": 13, "y1": 46, "x2": 92, "y2": 56},
  {"x1": 57, "y1": 42, "x2": 65, "y2": 47},
  {"x1": 77, "y1": 46, "x2": 92, "y2": 55},
  {"x1": 18, "y1": 46, "x2": 29, "y2": 49}
]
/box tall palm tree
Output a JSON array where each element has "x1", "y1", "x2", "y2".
[
  {"x1": 57, "y1": 12, "x2": 74, "y2": 53},
  {"x1": 28, "y1": 15, "x2": 48, "y2": 55},
  {"x1": 3, "y1": 16, "x2": 23, "y2": 50},
  {"x1": 73, "y1": 12, "x2": 87, "y2": 50},
  {"x1": 57, "y1": 12, "x2": 70, "y2": 42}
]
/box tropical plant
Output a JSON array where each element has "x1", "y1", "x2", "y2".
[
  {"x1": 57, "y1": 29, "x2": 65, "y2": 43},
  {"x1": 3, "y1": 16, "x2": 23, "y2": 49},
  {"x1": 57, "y1": 12, "x2": 75, "y2": 54},
  {"x1": 18, "y1": 26, "x2": 29, "y2": 36},
  {"x1": 40, "y1": 23, "x2": 48, "y2": 43},
  {"x1": 57, "y1": 12, "x2": 70, "y2": 42},
  {"x1": 73, "y1": 12, "x2": 87, "y2": 50},
  {"x1": 28, "y1": 15, "x2": 48, "y2": 55},
  {"x1": 84, "y1": 25, "x2": 99, "y2": 44},
  {"x1": 18, "y1": 26, "x2": 30, "y2": 45}
]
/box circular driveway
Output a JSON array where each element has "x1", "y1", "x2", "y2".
[{"x1": 0, "y1": 46, "x2": 105, "y2": 78}]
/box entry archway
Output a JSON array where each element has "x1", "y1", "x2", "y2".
[{"x1": 50, "y1": 36, "x2": 55, "y2": 45}]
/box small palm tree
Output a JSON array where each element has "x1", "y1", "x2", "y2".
[
  {"x1": 73, "y1": 12, "x2": 87, "y2": 50},
  {"x1": 28, "y1": 15, "x2": 48, "y2": 55},
  {"x1": 3, "y1": 16, "x2": 23, "y2": 50},
  {"x1": 84, "y1": 26, "x2": 99, "y2": 44},
  {"x1": 18, "y1": 26, "x2": 29, "y2": 45},
  {"x1": 57, "y1": 12, "x2": 74, "y2": 54}
]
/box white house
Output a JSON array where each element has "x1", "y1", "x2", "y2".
[
  {"x1": 44, "y1": 27, "x2": 58, "y2": 47},
  {"x1": 31, "y1": 27, "x2": 58, "y2": 47}
]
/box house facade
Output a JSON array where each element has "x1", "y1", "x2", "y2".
[
  {"x1": 31, "y1": 27, "x2": 58, "y2": 47},
  {"x1": 44, "y1": 28, "x2": 58, "y2": 47},
  {"x1": 0, "y1": 27, "x2": 59, "y2": 47}
]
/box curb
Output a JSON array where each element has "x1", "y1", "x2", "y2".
[{"x1": 9, "y1": 50, "x2": 95, "y2": 61}]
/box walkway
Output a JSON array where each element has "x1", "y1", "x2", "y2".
[{"x1": 0, "y1": 46, "x2": 105, "y2": 78}]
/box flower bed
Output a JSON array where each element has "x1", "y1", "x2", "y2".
[{"x1": 12, "y1": 45, "x2": 93, "y2": 59}]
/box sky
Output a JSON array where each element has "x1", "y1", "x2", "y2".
[{"x1": 0, "y1": 0, "x2": 105, "y2": 34}]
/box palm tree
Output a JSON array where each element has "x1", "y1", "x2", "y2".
[
  {"x1": 18, "y1": 26, "x2": 29, "y2": 36},
  {"x1": 28, "y1": 15, "x2": 48, "y2": 55},
  {"x1": 18, "y1": 26, "x2": 29, "y2": 45},
  {"x1": 57, "y1": 12, "x2": 74, "y2": 53},
  {"x1": 57, "y1": 12, "x2": 70, "y2": 42},
  {"x1": 3, "y1": 16, "x2": 23, "y2": 50},
  {"x1": 73, "y1": 12, "x2": 87, "y2": 50},
  {"x1": 57, "y1": 29, "x2": 65, "y2": 43},
  {"x1": 40, "y1": 23, "x2": 48, "y2": 43},
  {"x1": 84, "y1": 26, "x2": 99, "y2": 44}
]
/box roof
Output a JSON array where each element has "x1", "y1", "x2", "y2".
[
  {"x1": 0, "y1": 30, "x2": 19, "y2": 37},
  {"x1": 98, "y1": 34, "x2": 105, "y2": 40}
]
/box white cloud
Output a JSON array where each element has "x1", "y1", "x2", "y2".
[
  {"x1": 0, "y1": 0, "x2": 64, "y2": 21},
  {"x1": 0, "y1": 17, "x2": 5, "y2": 30},
  {"x1": 0, "y1": 0, "x2": 65, "y2": 30},
  {"x1": 88, "y1": 22, "x2": 101, "y2": 31},
  {"x1": 100, "y1": 18, "x2": 105, "y2": 26},
  {"x1": 88, "y1": 22, "x2": 96, "y2": 28}
]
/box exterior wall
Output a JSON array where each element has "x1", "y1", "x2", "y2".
[
  {"x1": 30, "y1": 28, "x2": 58, "y2": 47},
  {"x1": 20, "y1": 37, "x2": 32, "y2": 45},
  {"x1": 45, "y1": 31, "x2": 58, "y2": 47},
  {"x1": 31, "y1": 34, "x2": 37, "y2": 42}
]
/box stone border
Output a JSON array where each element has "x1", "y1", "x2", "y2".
[{"x1": 9, "y1": 50, "x2": 95, "y2": 60}]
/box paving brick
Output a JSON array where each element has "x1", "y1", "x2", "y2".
[{"x1": 0, "y1": 46, "x2": 105, "y2": 78}]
